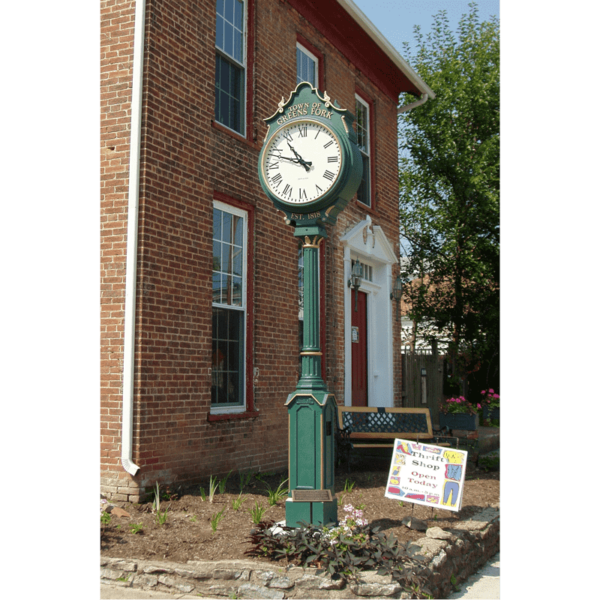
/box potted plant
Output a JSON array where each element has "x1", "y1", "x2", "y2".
[
  {"x1": 479, "y1": 389, "x2": 500, "y2": 425},
  {"x1": 438, "y1": 396, "x2": 480, "y2": 431}
]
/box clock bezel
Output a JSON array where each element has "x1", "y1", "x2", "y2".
[{"x1": 260, "y1": 117, "x2": 352, "y2": 213}]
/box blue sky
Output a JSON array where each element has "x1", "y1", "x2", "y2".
[{"x1": 352, "y1": 0, "x2": 499, "y2": 58}]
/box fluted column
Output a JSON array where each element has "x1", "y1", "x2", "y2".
[{"x1": 295, "y1": 229, "x2": 327, "y2": 392}]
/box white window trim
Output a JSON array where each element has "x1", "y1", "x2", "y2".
[
  {"x1": 296, "y1": 42, "x2": 319, "y2": 87},
  {"x1": 355, "y1": 93, "x2": 371, "y2": 207},
  {"x1": 215, "y1": 0, "x2": 248, "y2": 138},
  {"x1": 211, "y1": 199, "x2": 248, "y2": 414}
]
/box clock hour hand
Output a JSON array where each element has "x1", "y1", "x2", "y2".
[
  {"x1": 279, "y1": 155, "x2": 313, "y2": 169},
  {"x1": 287, "y1": 142, "x2": 312, "y2": 172}
]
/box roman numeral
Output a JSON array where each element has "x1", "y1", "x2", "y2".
[
  {"x1": 267, "y1": 161, "x2": 279, "y2": 170},
  {"x1": 323, "y1": 141, "x2": 334, "y2": 149},
  {"x1": 299, "y1": 188, "x2": 307, "y2": 201},
  {"x1": 323, "y1": 170, "x2": 335, "y2": 181},
  {"x1": 314, "y1": 129, "x2": 321, "y2": 139},
  {"x1": 283, "y1": 184, "x2": 292, "y2": 197},
  {"x1": 270, "y1": 173, "x2": 283, "y2": 187},
  {"x1": 315, "y1": 184, "x2": 323, "y2": 194},
  {"x1": 327, "y1": 156, "x2": 338, "y2": 163},
  {"x1": 298, "y1": 125, "x2": 307, "y2": 137},
  {"x1": 282, "y1": 131, "x2": 293, "y2": 142}
]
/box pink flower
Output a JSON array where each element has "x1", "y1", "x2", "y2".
[
  {"x1": 477, "y1": 404, "x2": 482, "y2": 409},
  {"x1": 489, "y1": 389, "x2": 494, "y2": 394},
  {"x1": 481, "y1": 390, "x2": 486, "y2": 395}
]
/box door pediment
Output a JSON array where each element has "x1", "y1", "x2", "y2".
[{"x1": 340, "y1": 215, "x2": 398, "y2": 265}]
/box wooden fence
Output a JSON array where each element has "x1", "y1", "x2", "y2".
[{"x1": 402, "y1": 350, "x2": 446, "y2": 425}]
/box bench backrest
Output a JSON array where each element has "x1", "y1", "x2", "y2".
[{"x1": 337, "y1": 406, "x2": 433, "y2": 440}]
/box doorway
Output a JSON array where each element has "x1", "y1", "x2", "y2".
[{"x1": 351, "y1": 290, "x2": 368, "y2": 406}]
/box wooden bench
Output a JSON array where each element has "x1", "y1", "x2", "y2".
[{"x1": 336, "y1": 406, "x2": 458, "y2": 469}]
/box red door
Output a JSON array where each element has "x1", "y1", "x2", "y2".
[{"x1": 351, "y1": 290, "x2": 368, "y2": 406}]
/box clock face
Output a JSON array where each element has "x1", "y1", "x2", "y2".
[{"x1": 262, "y1": 119, "x2": 343, "y2": 205}]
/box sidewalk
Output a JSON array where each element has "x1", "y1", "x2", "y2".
[
  {"x1": 447, "y1": 552, "x2": 500, "y2": 599},
  {"x1": 100, "y1": 584, "x2": 199, "y2": 599}
]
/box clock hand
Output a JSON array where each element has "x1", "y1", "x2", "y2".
[{"x1": 287, "y1": 142, "x2": 312, "y2": 171}]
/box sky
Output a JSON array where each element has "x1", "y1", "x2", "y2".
[{"x1": 352, "y1": 0, "x2": 499, "y2": 59}]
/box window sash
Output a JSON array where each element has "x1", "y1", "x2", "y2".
[
  {"x1": 355, "y1": 95, "x2": 371, "y2": 206},
  {"x1": 296, "y1": 43, "x2": 318, "y2": 87},
  {"x1": 215, "y1": 0, "x2": 246, "y2": 135},
  {"x1": 212, "y1": 200, "x2": 248, "y2": 409}
]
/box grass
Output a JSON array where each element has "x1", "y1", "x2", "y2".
[
  {"x1": 210, "y1": 507, "x2": 226, "y2": 533},
  {"x1": 232, "y1": 492, "x2": 247, "y2": 511},
  {"x1": 266, "y1": 478, "x2": 288, "y2": 506},
  {"x1": 129, "y1": 523, "x2": 144, "y2": 534},
  {"x1": 208, "y1": 475, "x2": 219, "y2": 503},
  {"x1": 218, "y1": 470, "x2": 232, "y2": 494},
  {"x1": 248, "y1": 500, "x2": 267, "y2": 524},
  {"x1": 156, "y1": 507, "x2": 169, "y2": 526},
  {"x1": 238, "y1": 471, "x2": 252, "y2": 492},
  {"x1": 152, "y1": 482, "x2": 161, "y2": 513}
]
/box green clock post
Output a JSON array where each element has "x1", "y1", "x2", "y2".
[{"x1": 258, "y1": 83, "x2": 363, "y2": 527}]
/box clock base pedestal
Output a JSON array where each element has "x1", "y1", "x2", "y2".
[{"x1": 285, "y1": 497, "x2": 338, "y2": 528}]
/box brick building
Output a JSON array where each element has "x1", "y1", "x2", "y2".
[{"x1": 101, "y1": 0, "x2": 433, "y2": 502}]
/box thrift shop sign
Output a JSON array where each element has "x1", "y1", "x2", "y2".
[{"x1": 385, "y1": 440, "x2": 468, "y2": 512}]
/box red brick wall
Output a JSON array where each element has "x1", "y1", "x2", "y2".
[{"x1": 101, "y1": 0, "x2": 404, "y2": 501}]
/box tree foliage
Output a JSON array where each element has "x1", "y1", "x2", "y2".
[{"x1": 398, "y1": 4, "x2": 499, "y2": 389}]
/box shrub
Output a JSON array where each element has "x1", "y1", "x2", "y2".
[{"x1": 245, "y1": 518, "x2": 431, "y2": 597}]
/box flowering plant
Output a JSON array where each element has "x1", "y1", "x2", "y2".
[
  {"x1": 439, "y1": 395, "x2": 479, "y2": 416},
  {"x1": 480, "y1": 389, "x2": 500, "y2": 410},
  {"x1": 321, "y1": 503, "x2": 369, "y2": 545},
  {"x1": 479, "y1": 389, "x2": 500, "y2": 425}
]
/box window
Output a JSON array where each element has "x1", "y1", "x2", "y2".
[
  {"x1": 296, "y1": 43, "x2": 318, "y2": 87},
  {"x1": 215, "y1": 0, "x2": 246, "y2": 135},
  {"x1": 355, "y1": 94, "x2": 371, "y2": 207},
  {"x1": 212, "y1": 201, "x2": 247, "y2": 409}
]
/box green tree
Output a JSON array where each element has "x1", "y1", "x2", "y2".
[{"x1": 398, "y1": 4, "x2": 499, "y2": 394}]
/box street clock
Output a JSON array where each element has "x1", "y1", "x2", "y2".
[
  {"x1": 259, "y1": 82, "x2": 363, "y2": 228},
  {"x1": 257, "y1": 83, "x2": 363, "y2": 529}
]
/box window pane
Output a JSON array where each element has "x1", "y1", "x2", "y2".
[
  {"x1": 232, "y1": 276, "x2": 242, "y2": 306},
  {"x1": 225, "y1": 23, "x2": 233, "y2": 58},
  {"x1": 212, "y1": 272, "x2": 222, "y2": 304},
  {"x1": 232, "y1": 248, "x2": 242, "y2": 276},
  {"x1": 222, "y1": 243, "x2": 231, "y2": 274},
  {"x1": 234, "y1": 29, "x2": 242, "y2": 63},
  {"x1": 233, "y1": 215, "x2": 243, "y2": 246},
  {"x1": 217, "y1": 0, "x2": 224, "y2": 17},
  {"x1": 216, "y1": 14, "x2": 224, "y2": 51},
  {"x1": 296, "y1": 48, "x2": 302, "y2": 83},
  {"x1": 234, "y1": 0, "x2": 243, "y2": 32},
  {"x1": 213, "y1": 240, "x2": 222, "y2": 271},
  {"x1": 222, "y1": 210, "x2": 232, "y2": 243},
  {"x1": 225, "y1": 0, "x2": 234, "y2": 23}
]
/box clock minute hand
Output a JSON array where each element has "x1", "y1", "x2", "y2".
[{"x1": 287, "y1": 142, "x2": 312, "y2": 171}]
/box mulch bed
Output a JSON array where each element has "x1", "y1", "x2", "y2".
[{"x1": 101, "y1": 457, "x2": 499, "y2": 565}]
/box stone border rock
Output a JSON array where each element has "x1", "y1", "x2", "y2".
[{"x1": 101, "y1": 505, "x2": 499, "y2": 599}]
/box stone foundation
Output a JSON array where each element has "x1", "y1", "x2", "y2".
[{"x1": 100, "y1": 505, "x2": 499, "y2": 598}]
